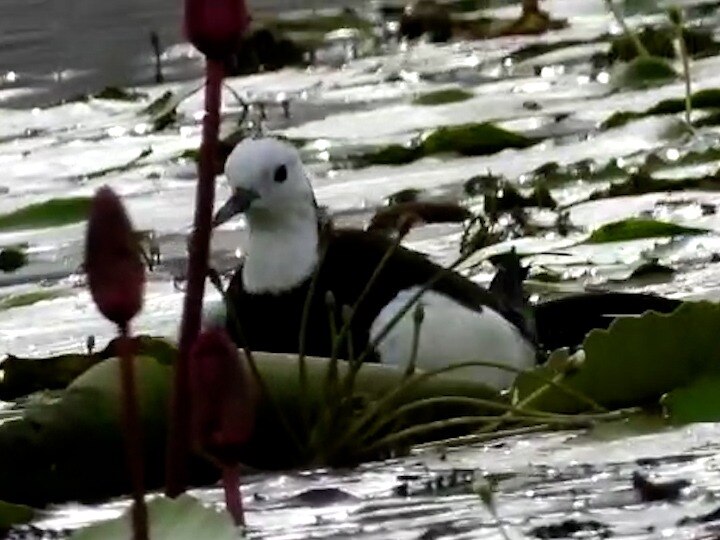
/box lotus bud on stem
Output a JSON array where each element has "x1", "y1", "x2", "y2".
[
  {"x1": 85, "y1": 186, "x2": 148, "y2": 540},
  {"x1": 166, "y1": 0, "x2": 251, "y2": 497},
  {"x1": 189, "y1": 328, "x2": 258, "y2": 526}
]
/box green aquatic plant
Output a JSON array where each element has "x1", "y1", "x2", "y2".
[
  {"x1": 514, "y1": 301, "x2": 720, "y2": 414},
  {"x1": 586, "y1": 218, "x2": 708, "y2": 244},
  {"x1": 0, "y1": 290, "x2": 67, "y2": 312},
  {"x1": 612, "y1": 55, "x2": 677, "y2": 89},
  {"x1": 0, "y1": 197, "x2": 92, "y2": 232},
  {"x1": 0, "y1": 501, "x2": 33, "y2": 534},
  {"x1": 422, "y1": 122, "x2": 534, "y2": 156},
  {"x1": 601, "y1": 88, "x2": 720, "y2": 129},
  {"x1": 93, "y1": 87, "x2": 148, "y2": 101},
  {"x1": 357, "y1": 122, "x2": 535, "y2": 166},
  {"x1": 412, "y1": 88, "x2": 474, "y2": 106}
]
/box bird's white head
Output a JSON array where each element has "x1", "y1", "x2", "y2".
[
  {"x1": 214, "y1": 137, "x2": 321, "y2": 294},
  {"x1": 215, "y1": 137, "x2": 317, "y2": 225}
]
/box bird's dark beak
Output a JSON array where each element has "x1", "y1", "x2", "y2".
[{"x1": 213, "y1": 188, "x2": 260, "y2": 227}]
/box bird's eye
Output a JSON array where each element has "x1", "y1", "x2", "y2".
[{"x1": 274, "y1": 164, "x2": 288, "y2": 183}]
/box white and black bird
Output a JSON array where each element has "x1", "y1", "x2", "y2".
[
  {"x1": 211, "y1": 137, "x2": 683, "y2": 389},
  {"x1": 212, "y1": 137, "x2": 536, "y2": 389}
]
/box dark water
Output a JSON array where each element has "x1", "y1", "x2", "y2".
[{"x1": 0, "y1": 0, "x2": 356, "y2": 108}]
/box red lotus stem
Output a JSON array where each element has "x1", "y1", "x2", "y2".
[
  {"x1": 84, "y1": 186, "x2": 148, "y2": 539},
  {"x1": 222, "y1": 466, "x2": 244, "y2": 526},
  {"x1": 188, "y1": 328, "x2": 258, "y2": 525},
  {"x1": 166, "y1": 59, "x2": 225, "y2": 497},
  {"x1": 118, "y1": 326, "x2": 149, "y2": 540}
]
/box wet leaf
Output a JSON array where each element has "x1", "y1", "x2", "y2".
[
  {"x1": 70, "y1": 494, "x2": 237, "y2": 540},
  {"x1": 421, "y1": 122, "x2": 534, "y2": 157},
  {"x1": 413, "y1": 88, "x2": 473, "y2": 106},
  {"x1": 662, "y1": 374, "x2": 720, "y2": 423},
  {"x1": 93, "y1": 86, "x2": 148, "y2": 101},
  {"x1": 514, "y1": 301, "x2": 720, "y2": 413},
  {"x1": 586, "y1": 218, "x2": 708, "y2": 244},
  {"x1": 0, "y1": 500, "x2": 34, "y2": 532},
  {"x1": 0, "y1": 290, "x2": 68, "y2": 312},
  {"x1": 0, "y1": 197, "x2": 92, "y2": 232},
  {"x1": 357, "y1": 123, "x2": 535, "y2": 166},
  {"x1": 612, "y1": 56, "x2": 677, "y2": 89}
]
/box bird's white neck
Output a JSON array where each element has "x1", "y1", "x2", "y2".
[{"x1": 242, "y1": 206, "x2": 319, "y2": 294}]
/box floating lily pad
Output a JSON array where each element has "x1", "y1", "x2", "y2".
[
  {"x1": 662, "y1": 375, "x2": 720, "y2": 424},
  {"x1": 357, "y1": 123, "x2": 534, "y2": 166},
  {"x1": 586, "y1": 218, "x2": 708, "y2": 244},
  {"x1": 514, "y1": 301, "x2": 720, "y2": 413},
  {"x1": 70, "y1": 494, "x2": 236, "y2": 540},
  {"x1": 609, "y1": 26, "x2": 719, "y2": 63},
  {"x1": 421, "y1": 122, "x2": 534, "y2": 157},
  {"x1": 586, "y1": 171, "x2": 720, "y2": 201},
  {"x1": 358, "y1": 144, "x2": 422, "y2": 166},
  {"x1": 0, "y1": 290, "x2": 67, "y2": 312},
  {"x1": 612, "y1": 56, "x2": 677, "y2": 90},
  {"x1": 93, "y1": 87, "x2": 148, "y2": 101},
  {"x1": 601, "y1": 87, "x2": 720, "y2": 129},
  {"x1": 0, "y1": 197, "x2": 92, "y2": 232},
  {"x1": 413, "y1": 88, "x2": 474, "y2": 106},
  {"x1": 0, "y1": 247, "x2": 27, "y2": 273},
  {"x1": 0, "y1": 500, "x2": 33, "y2": 533}
]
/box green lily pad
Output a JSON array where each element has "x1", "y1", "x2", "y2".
[
  {"x1": 421, "y1": 122, "x2": 534, "y2": 157},
  {"x1": 662, "y1": 374, "x2": 720, "y2": 424},
  {"x1": 0, "y1": 500, "x2": 34, "y2": 533},
  {"x1": 358, "y1": 144, "x2": 422, "y2": 166},
  {"x1": 587, "y1": 171, "x2": 720, "y2": 202},
  {"x1": 0, "y1": 290, "x2": 68, "y2": 312},
  {"x1": 70, "y1": 494, "x2": 237, "y2": 540},
  {"x1": 612, "y1": 56, "x2": 677, "y2": 90},
  {"x1": 609, "y1": 26, "x2": 719, "y2": 63},
  {"x1": 602, "y1": 87, "x2": 720, "y2": 130},
  {"x1": 0, "y1": 247, "x2": 27, "y2": 273},
  {"x1": 93, "y1": 87, "x2": 148, "y2": 101},
  {"x1": 413, "y1": 88, "x2": 474, "y2": 106},
  {"x1": 357, "y1": 122, "x2": 534, "y2": 166},
  {"x1": 586, "y1": 218, "x2": 708, "y2": 244},
  {"x1": 513, "y1": 301, "x2": 720, "y2": 413},
  {"x1": 0, "y1": 197, "x2": 92, "y2": 232}
]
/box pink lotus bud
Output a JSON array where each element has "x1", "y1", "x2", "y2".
[
  {"x1": 184, "y1": 0, "x2": 251, "y2": 60},
  {"x1": 85, "y1": 187, "x2": 145, "y2": 328},
  {"x1": 189, "y1": 328, "x2": 258, "y2": 467}
]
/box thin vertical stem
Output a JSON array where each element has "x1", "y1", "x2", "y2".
[
  {"x1": 118, "y1": 324, "x2": 148, "y2": 540},
  {"x1": 166, "y1": 59, "x2": 225, "y2": 497},
  {"x1": 222, "y1": 466, "x2": 245, "y2": 526}
]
